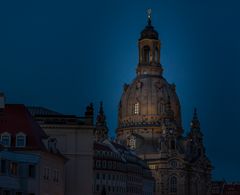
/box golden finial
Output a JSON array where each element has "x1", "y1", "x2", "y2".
[{"x1": 147, "y1": 8, "x2": 152, "y2": 25}]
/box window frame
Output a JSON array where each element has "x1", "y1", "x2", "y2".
[
  {"x1": 143, "y1": 45, "x2": 150, "y2": 64},
  {"x1": 169, "y1": 176, "x2": 177, "y2": 193},
  {"x1": 133, "y1": 102, "x2": 140, "y2": 115},
  {"x1": 16, "y1": 132, "x2": 26, "y2": 148},
  {"x1": 1, "y1": 132, "x2": 11, "y2": 147}
]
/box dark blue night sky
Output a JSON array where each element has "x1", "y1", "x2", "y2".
[{"x1": 0, "y1": 0, "x2": 239, "y2": 181}]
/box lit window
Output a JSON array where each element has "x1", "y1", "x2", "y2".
[
  {"x1": 10, "y1": 162, "x2": 18, "y2": 176},
  {"x1": 170, "y1": 176, "x2": 177, "y2": 193},
  {"x1": 1, "y1": 133, "x2": 11, "y2": 147},
  {"x1": 149, "y1": 164, "x2": 156, "y2": 170},
  {"x1": 133, "y1": 102, "x2": 140, "y2": 115},
  {"x1": 16, "y1": 133, "x2": 26, "y2": 148}
]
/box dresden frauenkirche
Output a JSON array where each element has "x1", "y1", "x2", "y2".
[{"x1": 116, "y1": 10, "x2": 212, "y2": 195}]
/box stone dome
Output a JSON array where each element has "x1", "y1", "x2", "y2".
[
  {"x1": 118, "y1": 74, "x2": 182, "y2": 131},
  {"x1": 117, "y1": 14, "x2": 183, "y2": 143}
]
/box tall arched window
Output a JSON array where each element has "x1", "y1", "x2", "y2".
[
  {"x1": 170, "y1": 176, "x2": 177, "y2": 193},
  {"x1": 155, "y1": 47, "x2": 158, "y2": 63},
  {"x1": 133, "y1": 102, "x2": 140, "y2": 115},
  {"x1": 159, "y1": 103, "x2": 165, "y2": 114},
  {"x1": 143, "y1": 46, "x2": 150, "y2": 64}
]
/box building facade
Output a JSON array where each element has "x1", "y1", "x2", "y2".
[
  {"x1": 29, "y1": 104, "x2": 94, "y2": 195},
  {"x1": 211, "y1": 181, "x2": 240, "y2": 195},
  {"x1": 0, "y1": 96, "x2": 65, "y2": 195},
  {"x1": 116, "y1": 12, "x2": 212, "y2": 195},
  {"x1": 93, "y1": 140, "x2": 154, "y2": 195},
  {"x1": 94, "y1": 102, "x2": 155, "y2": 195}
]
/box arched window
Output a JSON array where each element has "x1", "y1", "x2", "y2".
[
  {"x1": 16, "y1": 132, "x2": 26, "y2": 148},
  {"x1": 155, "y1": 47, "x2": 158, "y2": 63},
  {"x1": 169, "y1": 176, "x2": 177, "y2": 193},
  {"x1": 133, "y1": 102, "x2": 140, "y2": 115},
  {"x1": 143, "y1": 46, "x2": 150, "y2": 64},
  {"x1": 159, "y1": 103, "x2": 165, "y2": 114},
  {"x1": 1, "y1": 132, "x2": 11, "y2": 147}
]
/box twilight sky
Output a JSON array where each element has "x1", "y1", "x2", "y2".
[{"x1": 0, "y1": 0, "x2": 239, "y2": 181}]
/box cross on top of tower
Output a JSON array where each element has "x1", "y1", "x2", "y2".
[{"x1": 147, "y1": 8, "x2": 152, "y2": 25}]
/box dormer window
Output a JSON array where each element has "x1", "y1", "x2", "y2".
[
  {"x1": 16, "y1": 133, "x2": 26, "y2": 148},
  {"x1": 1, "y1": 132, "x2": 11, "y2": 147},
  {"x1": 133, "y1": 102, "x2": 140, "y2": 115}
]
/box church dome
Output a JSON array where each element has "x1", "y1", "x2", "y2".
[
  {"x1": 117, "y1": 10, "x2": 183, "y2": 140},
  {"x1": 118, "y1": 75, "x2": 182, "y2": 130}
]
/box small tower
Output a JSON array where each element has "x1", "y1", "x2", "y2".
[
  {"x1": 95, "y1": 102, "x2": 108, "y2": 142},
  {"x1": 188, "y1": 108, "x2": 205, "y2": 158},
  {"x1": 137, "y1": 8, "x2": 163, "y2": 76},
  {"x1": 189, "y1": 108, "x2": 203, "y2": 141}
]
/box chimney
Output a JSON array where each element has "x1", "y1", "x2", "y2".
[{"x1": 0, "y1": 92, "x2": 5, "y2": 110}]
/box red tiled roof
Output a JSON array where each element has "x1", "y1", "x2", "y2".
[{"x1": 0, "y1": 104, "x2": 47, "y2": 150}]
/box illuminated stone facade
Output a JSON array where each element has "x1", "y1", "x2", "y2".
[
  {"x1": 94, "y1": 103, "x2": 154, "y2": 195},
  {"x1": 116, "y1": 12, "x2": 212, "y2": 195}
]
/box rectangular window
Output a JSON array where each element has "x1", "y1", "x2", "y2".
[
  {"x1": 10, "y1": 162, "x2": 18, "y2": 176},
  {"x1": 16, "y1": 135, "x2": 26, "y2": 147},
  {"x1": 1, "y1": 159, "x2": 7, "y2": 174},
  {"x1": 44, "y1": 167, "x2": 50, "y2": 180},
  {"x1": 96, "y1": 185, "x2": 99, "y2": 192},
  {"x1": 133, "y1": 102, "x2": 140, "y2": 115},
  {"x1": 53, "y1": 169, "x2": 59, "y2": 183},
  {"x1": 29, "y1": 165, "x2": 36, "y2": 178},
  {"x1": 3, "y1": 191, "x2": 10, "y2": 195},
  {"x1": 1, "y1": 135, "x2": 10, "y2": 147}
]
